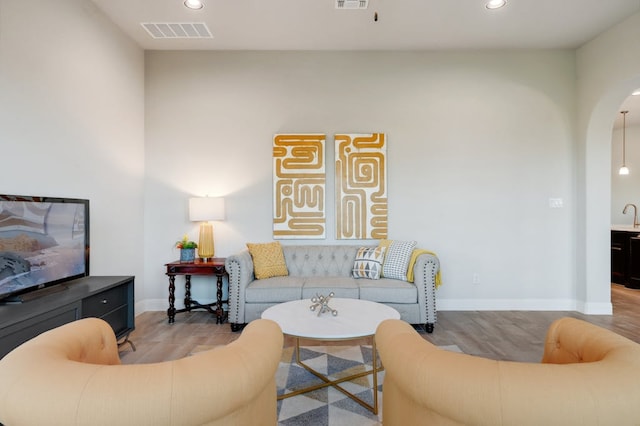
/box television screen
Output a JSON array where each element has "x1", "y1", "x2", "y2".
[{"x1": 0, "y1": 195, "x2": 89, "y2": 302}]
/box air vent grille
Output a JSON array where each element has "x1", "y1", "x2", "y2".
[
  {"x1": 335, "y1": 0, "x2": 368, "y2": 9},
  {"x1": 141, "y1": 22, "x2": 212, "y2": 39}
]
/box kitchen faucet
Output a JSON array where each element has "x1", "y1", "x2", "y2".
[{"x1": 623, "y1": 203, "x2": 639, "y2": 227}]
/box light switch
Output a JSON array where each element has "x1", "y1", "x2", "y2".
[{"x1": 549, "y1": 198, "x2": 563, "y2": 208}]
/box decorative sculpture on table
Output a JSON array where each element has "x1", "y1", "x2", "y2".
[{"x1": 309, "y1": 292, "x2": 338, "y2": 316}]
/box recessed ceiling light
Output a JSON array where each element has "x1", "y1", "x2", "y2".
[
  {"x1": 632, "y1": 89, "x2": 640, "y2": 96},
  {"x1": 486, "y1": 0, "x2": 507, "y2": 10},
  {"x1": 184, "y1": 0, "x2": 204, "y2": 10}
]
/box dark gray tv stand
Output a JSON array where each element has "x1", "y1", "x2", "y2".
[{"x1": 0, "y1": 276, "x2": 134, "y2": 359}]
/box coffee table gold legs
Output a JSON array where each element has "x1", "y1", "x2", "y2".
[{"x1": 278, "y1": 337, "x2": 381, "y2": 415}]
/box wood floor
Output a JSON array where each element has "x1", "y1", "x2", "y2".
[{"x1": 119, "y1": 284, "x2": 640, "y2": 364}]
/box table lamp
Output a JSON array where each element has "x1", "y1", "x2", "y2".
[{"x1": 189, "y1": 197, "x2": 225, "y2": 260}]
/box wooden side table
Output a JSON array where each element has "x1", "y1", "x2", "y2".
[{"x1": 165, "y1": 258, "x2": 227, "y2": 324}]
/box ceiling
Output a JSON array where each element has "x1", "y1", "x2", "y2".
[
  {"x1": 618, "y1": 94, "x2": 640, "y2": 129},
  {"x1": 90, "y1": 0, "x2": 640, "y2": 127}
]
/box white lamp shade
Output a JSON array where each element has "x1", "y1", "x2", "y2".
[{"x1": 189, "y1": 197, "x2": 225, "y2": 222}]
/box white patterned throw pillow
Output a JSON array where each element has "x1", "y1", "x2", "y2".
[
  {"x1": 382, "y1": 240, "x2": 417, "y2": 281},
  {"x1": 352, "y1": 246, "x2": 386, "y2": 279}
]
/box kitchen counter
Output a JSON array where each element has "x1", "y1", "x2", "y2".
[{"x1": 611, "y1": 225, "x2": 640, "y2": 232}]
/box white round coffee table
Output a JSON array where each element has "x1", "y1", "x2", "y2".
[{"x1": 262, "y1": 298, "x2": 400, "y2": 414}]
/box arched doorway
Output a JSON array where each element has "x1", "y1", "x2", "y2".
[{"x1": 583, "y1": 76, "x2": 640, "y2": 314}]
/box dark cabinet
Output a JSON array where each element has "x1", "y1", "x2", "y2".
[
  {"x1": 629, "y1": 237, "x2": 640, "y2": 289},
  {"x1": 611, "y1": 231, "x2": 640, "y2": 289},
  {"x1": 0, "y1": 303, "x2": 81, "y2": 358},
  {"x1": 612, "y1": 231, "x2": 629, "y2": 284},
  {"x1": 0, "y1": 276, "x2": 134, "y2": 358},
  {"x1": 82, "y1": 283, "x2": 132, "y2": 338}
]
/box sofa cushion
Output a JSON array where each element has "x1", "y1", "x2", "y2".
[
  {"x1": 245, "y1": 276, "x2": 302, "y2": 303},
  {"x1": 352, "y1": 246, "x2": 386, "y2": 279},
  {"x1": 359, "y1": 278, "x2": 418, "y2": 304},
  {"x1": 381, "y1": 239, "x2": 417, "y2": 281},
  {"x1": 283, "y1": 245, "x2": 359, "y2": 277},
  {"x1": 247, "y1": 242, "x2": 289, "y2": 279},
  {"x1": 301, "y1": 277, "x2": 359, "y2": 299}
]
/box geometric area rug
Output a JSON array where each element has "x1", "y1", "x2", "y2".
[
  {"x1": 276, "y1": 344, "x2": 462, "y2": 426},
  {"x1": 188, "y1": 343, "x2": 460, "y2": 426},
  {"x1": 276, "y1": 345, "x2": 381, "y2": 426}
]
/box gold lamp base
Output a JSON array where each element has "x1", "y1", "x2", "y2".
[{"x1": 197, "y1": 222, "x2": 215, "y2": 259}]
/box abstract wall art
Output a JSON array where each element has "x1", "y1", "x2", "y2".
[
  {"x1": 273, "y1": 134, "x2": 326, "y2": 239},
  {"x1": 335, "y1": 133, "x2": 388, "y2": 240}
]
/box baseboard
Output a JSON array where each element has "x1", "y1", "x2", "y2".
[
  {"x1": 576, "y1": 301, "x2": 613, "y2": 315},
  {"x1": 135, "y1": 298, "x2": 613, "y2": 316},
  {"x1": 437, "y1": 298, "x2": 579, "y2": 311},
  {"x1": 135, "y1": 298, "x2": 168, "y2": 315}
]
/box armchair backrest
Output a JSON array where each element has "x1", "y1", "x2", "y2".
[
  {"x1": 0, "y1": 317, "x2": 283, "y2": 426},
  {"x1": 376, "y1": 317, "x2": 640, "y2": 426}
]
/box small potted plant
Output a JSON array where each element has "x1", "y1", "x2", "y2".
[{"x1": 176, "y1": 235, "x2": 197, "y2": 263}]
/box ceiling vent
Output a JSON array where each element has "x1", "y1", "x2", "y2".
[
  {"x1": 141, "y1": 22, "x2": 212, "y2": 39},
  {"x1": 335, "y1": 0, "x2": 368, "y2": 9}
]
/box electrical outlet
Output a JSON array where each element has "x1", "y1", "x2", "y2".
[{"x1": 472, "y1": 273, "x2": 480, "y2": 284}]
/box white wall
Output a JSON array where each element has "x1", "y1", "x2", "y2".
[
  {"x1": 0, "y1": 0, "x2": 146, "y2": 305},
  {"x1": 611, "y1": 123, "x2": 640, "y2": 225},
  {"x1": 144, "y1": 50, "x2": 578, "y2": 310},
  {"x1": 5, "y1": 1, "x2": 637, "y2": 317}
]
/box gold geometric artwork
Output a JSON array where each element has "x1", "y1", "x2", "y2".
[
  {"x1": 273, "y1": 134, "x2": 326, "y2": 239},
  {"x1": 335, "y1": 133, "x2": 388, "y2": 240}
]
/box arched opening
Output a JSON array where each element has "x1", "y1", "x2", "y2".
[
  {"x1": 610, "y1": 90, "x2": 640, "y2": 290},
  {"x1": 583, "y1": 76, "x2": 640, "y2": 314},
  {"x1": 611, "y1": 94, "x2": 640, "y2": 222}
]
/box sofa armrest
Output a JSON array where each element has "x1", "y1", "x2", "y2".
[
  {"x1": 225, "y1": 249, "x2": 255, "y2": 327},
  {"x1": 413, "y1": 253, "x2": 440, "y2": 331}
]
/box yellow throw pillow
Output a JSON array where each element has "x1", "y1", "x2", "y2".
[
  {"x1": 378, "y1": 239, "x2": 393, "y2": 251},
  {"x1": 246, "y1": 242, "x2": 289, "y2": 279},
  {"x1": 378, "y1": 239, "x2": 393, "y2": 277}
]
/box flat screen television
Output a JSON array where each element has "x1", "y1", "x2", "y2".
[{"x1": 0, "y1": 194, "x2": 89, "y2": 303}]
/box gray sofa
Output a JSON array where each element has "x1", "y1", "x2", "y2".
[{"x1": 225, "y1": 244, "x2": 440, "y2": 333}]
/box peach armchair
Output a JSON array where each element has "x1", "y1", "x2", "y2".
[
  {"x1": 376, "y1": 317, "x2": 640, "y2": 425},
  {"x1": 0, "y1": 317, "x2": 283, "y2": 426}
]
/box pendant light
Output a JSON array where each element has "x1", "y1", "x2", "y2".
[{"x1": 619, "y1": 110, "x2": 630, "y2": 175}]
